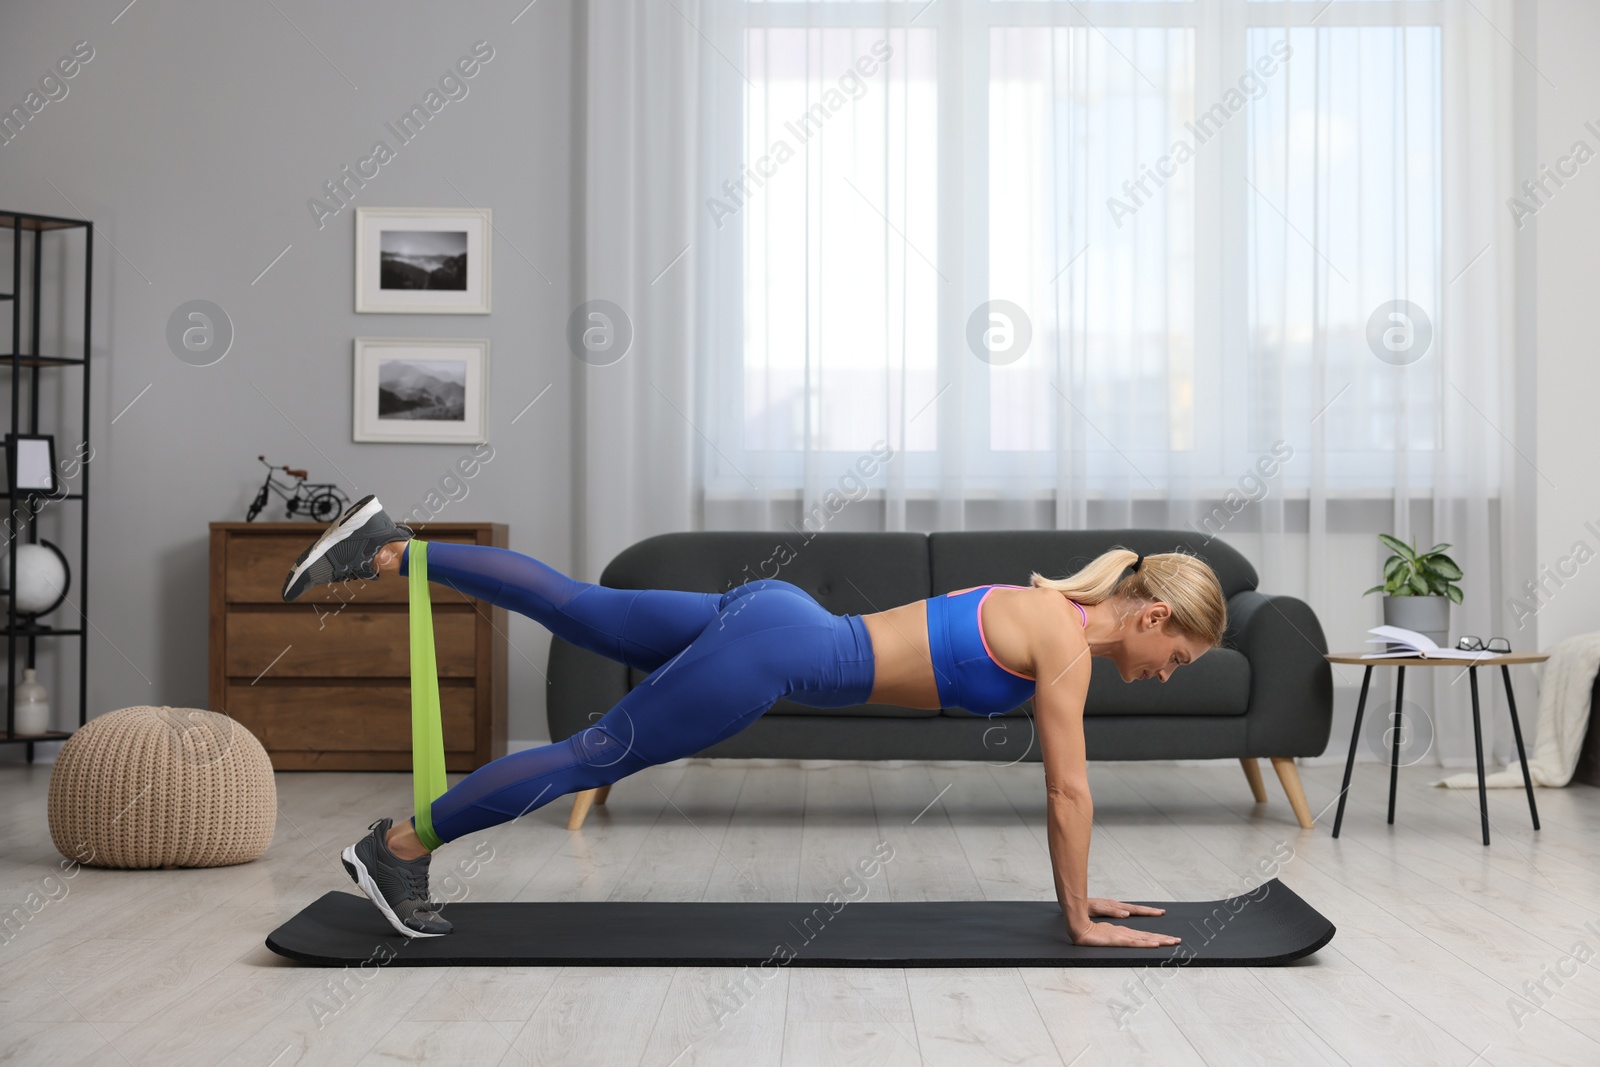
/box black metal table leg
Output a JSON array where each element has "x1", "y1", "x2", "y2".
[
  {"x1": 1333, "y1": 666, "x2": 1374, "y2": 838},
  {"x1": 1469, "y1": 667, "x2": 1490, "y2": 846},
  {"x1": 1500, "y1": 663, "x2": 1540, "y2": 831},
  {"x1": 1387, "y1": 666, "x2": 1406, "y2": 824}
]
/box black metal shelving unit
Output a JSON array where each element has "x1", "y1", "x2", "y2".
[{"x1": 1, "y1": 210, "x2": 92, "y2": 762}]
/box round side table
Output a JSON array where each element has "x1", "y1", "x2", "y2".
[{"x1": 1324, "y1": 651, "x2": 1545, "y2": 846}]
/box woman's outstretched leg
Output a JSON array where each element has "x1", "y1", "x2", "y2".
[
  {"x1": 286, "y1": 497, "x2": 724, "y2": 672},
  {"x1": 408, "y1": 582, "x2": 872, "y2": 846},
  {"x1": 394, "y1": 539, "x2": 724, "y2": 673}
]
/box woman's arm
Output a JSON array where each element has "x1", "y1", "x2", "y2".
[
  {"x1": 1030, "y1": 631, "x2": 1096, "y2": 937},
  {"x1": 1030, "y1": 605, "x2": 1181, "y2": 949}
]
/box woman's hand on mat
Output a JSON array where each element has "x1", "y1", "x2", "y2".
[
  {"x1": 1070, "y1": 921, "x2": 1182, "y2": 949},
  {"x1": 1087, "y1": 897, "x2": 1166, "y2": 920}
]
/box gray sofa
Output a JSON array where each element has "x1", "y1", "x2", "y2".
[{"x1": 547, "y1": 529, "x2": 1334, "y2": 828}]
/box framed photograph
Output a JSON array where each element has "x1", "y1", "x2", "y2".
[
  {"x1": 353, "y1": 338, "x2": 489, "y2": 444},
  {"x1": 355, "y1": 207, "x2": 491, "y2": 314},
  {"x1": 5, "y1": 433, "x2": 57, "y2": 494}
]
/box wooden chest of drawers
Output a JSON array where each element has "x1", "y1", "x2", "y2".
[{"x1": 208, "y1": 520, "x2": 509, "y2": 771}]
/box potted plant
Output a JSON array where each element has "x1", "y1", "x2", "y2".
[{"x1": 1363, "y1": 534, "x2": 1462, "y2": 650}]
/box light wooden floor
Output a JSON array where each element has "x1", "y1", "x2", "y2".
[{"x1": 2, "y1": 757, "x2": 1598, "y2": 1067}]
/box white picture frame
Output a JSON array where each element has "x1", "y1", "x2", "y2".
[
  {"x1": 5, "y1": 433, "x2": 56, "y2": 493},
  {"x1": 353, "y1": 337, "x2": 489, "y2": 444},
  {"x1": 355, "y1": 206, "x2": 491, "y2": 314}
]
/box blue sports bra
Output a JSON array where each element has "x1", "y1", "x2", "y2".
[{"x1": 924, "y1": 584, "x2": 1088, "y2": 716}]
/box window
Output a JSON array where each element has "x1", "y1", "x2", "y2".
[{"x1": 707, "y1": 1, "x2": 1456, "y2": 497}]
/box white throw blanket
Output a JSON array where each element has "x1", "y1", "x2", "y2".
[{"x1": 1434, "y1": 632, "x2": 1600, "y2": 789}]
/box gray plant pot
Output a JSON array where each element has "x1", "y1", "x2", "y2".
[{"x1": 1382, "y1": 594, "x2": 1451, "y2": 651}]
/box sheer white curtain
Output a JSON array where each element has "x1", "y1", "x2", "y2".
[
  {"x1": 575, "y1": 0, "x2": 707, "y2": 579},
  {"x1": 581, "y1": 0, "x2": 1529, "y2": 768}
]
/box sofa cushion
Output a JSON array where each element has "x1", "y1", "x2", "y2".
[
  {"x1": 602, "y1": 530, "x2": 931, "y2": 617},
  {"x1": 762, "y1": 697, "x2": 940, "y2": 718},
  {"x1": 695, "y1": 711, "x2": 1253, "y2": 762},
  {"x1": 940, "y1": 646, "x2": 1252, "y2": 718},
  {"x1": 927, "y1": 529, "x2": 1258, "y2": 600}
]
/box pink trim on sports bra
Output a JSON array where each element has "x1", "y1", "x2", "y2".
[{"x1": 974, "y1": 587, "x2": 1034, "y2": 682}]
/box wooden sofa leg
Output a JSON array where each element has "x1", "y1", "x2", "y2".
[
  {"x1": 1240, "y1": 758, "x2": 1268, "y2": 803},
  {"x1": 568, "y1": 788, "x2": 598, "y2": 830},
  {"x1": 595, "y1": 785, "x2": 611, "y2": 805},
  {"x1": 1270, "y1": 757, "x2": 1315, "y2": 829}
]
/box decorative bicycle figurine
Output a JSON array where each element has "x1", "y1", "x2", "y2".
[{"x1": 246, "y1": 455, "x2": 351, "y2": 523}]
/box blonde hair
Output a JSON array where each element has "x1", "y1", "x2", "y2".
[{"x1": 1029, "y1": 546, "x2": 1227, "y2": 646}]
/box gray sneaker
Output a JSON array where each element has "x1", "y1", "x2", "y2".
[
  {"x1": 281, "y1": 494, "x2": 412, "y2": 602},
  {"x1": 340, "y1": 817, "x2": 453, "y2": 938}
]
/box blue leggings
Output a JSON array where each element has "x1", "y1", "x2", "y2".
[{"x1": 399, "y1": 541, "x2": 877, "y2": 845}]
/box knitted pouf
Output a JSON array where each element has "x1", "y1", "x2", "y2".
[{"x1": 47, "y1": 705, "x2": 277, "y2": 869}]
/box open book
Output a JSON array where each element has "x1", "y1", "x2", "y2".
[{"x1": 1361, "y1": 625, "x2": 1498, "y2": 660}]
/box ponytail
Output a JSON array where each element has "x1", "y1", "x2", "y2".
[{"x1": 1029, "y1": 546, "x2": 1227, "y2": 646}]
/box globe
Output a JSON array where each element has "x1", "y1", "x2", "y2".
[{"x1": 0, "y1": 542, "x2": 70, "y2": 618}]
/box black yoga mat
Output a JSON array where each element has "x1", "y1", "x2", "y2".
[{"x1": 265, "y1": 877, "x2": 1332, "y2": 968}]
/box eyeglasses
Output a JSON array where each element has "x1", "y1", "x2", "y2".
[{"x1": 1456, "y1": 635, "x2": 1511, "y2": 653}]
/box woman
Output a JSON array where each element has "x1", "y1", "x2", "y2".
[{"x1": 283, "y1": 496, "x2": 1225, "y2": 949}]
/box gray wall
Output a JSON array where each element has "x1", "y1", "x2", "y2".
[
  {"x1": 0, "y1": 1, "x2": 576, "y2": 755},
  {"x1": 1534, "y1": 0, "x2": 1600, "y2": 646}
]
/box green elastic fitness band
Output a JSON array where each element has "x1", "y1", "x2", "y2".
[{"x1": 409, "y1": 539, "x2": 448, "y2": 851}]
